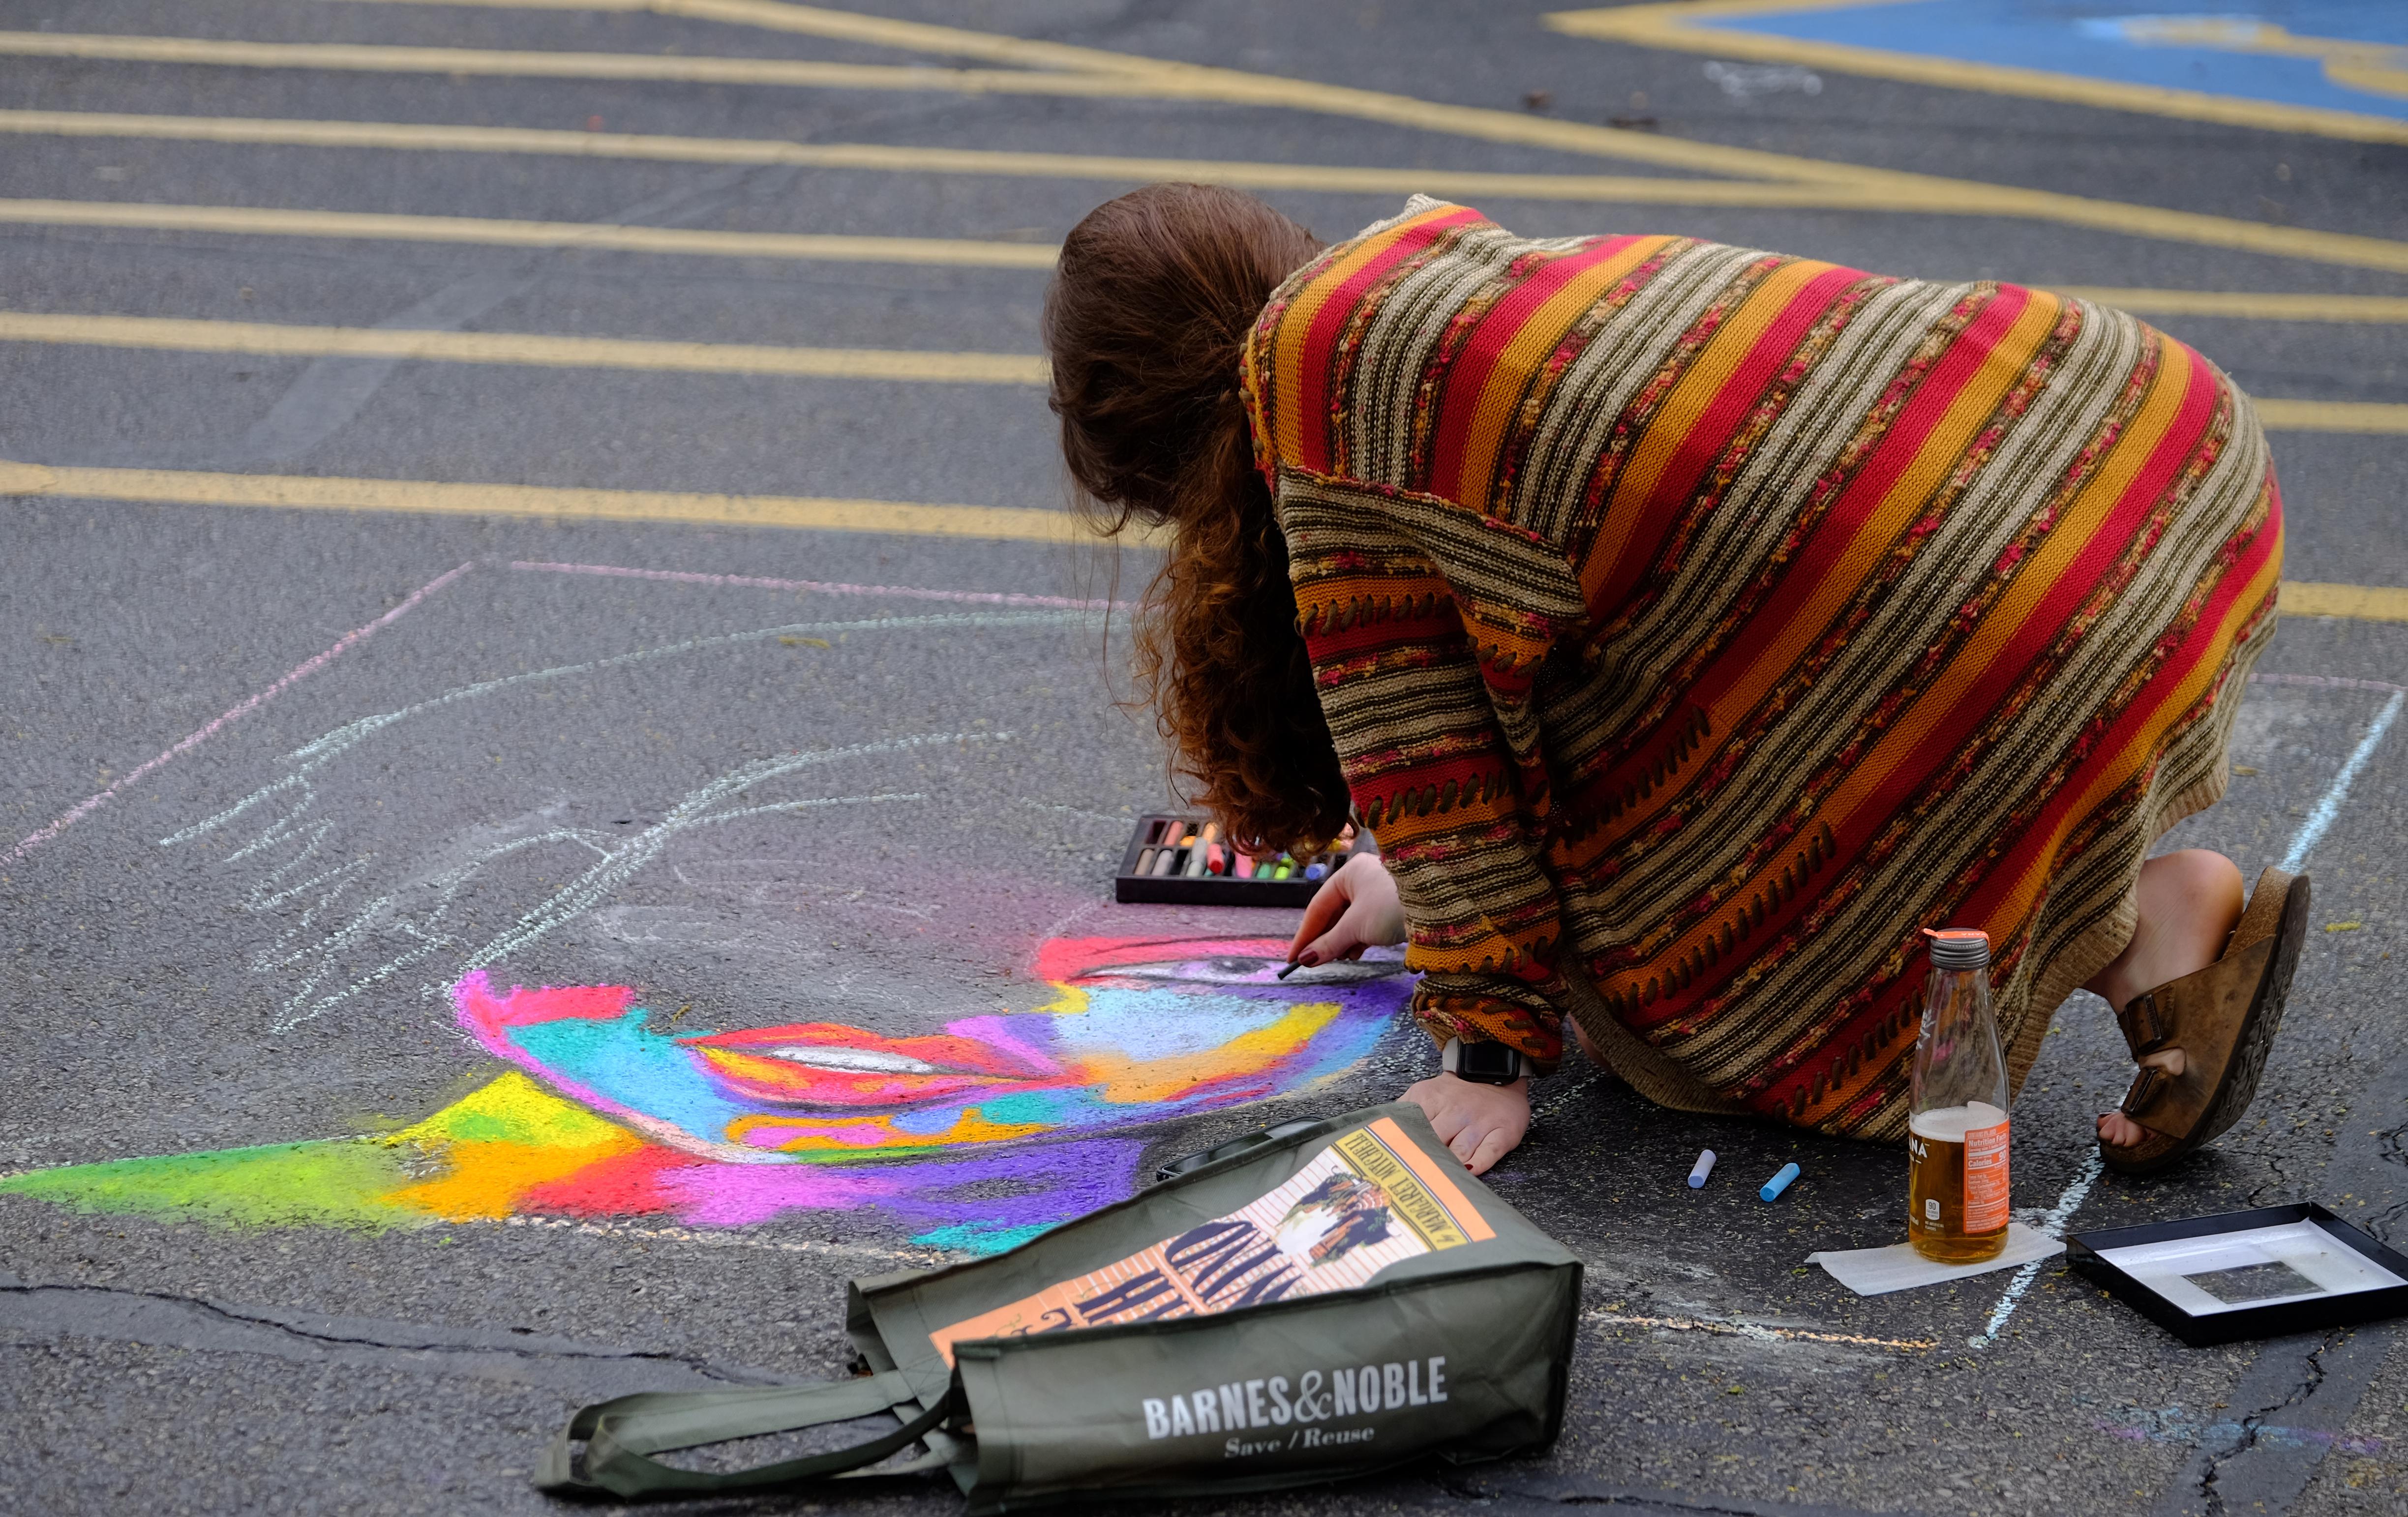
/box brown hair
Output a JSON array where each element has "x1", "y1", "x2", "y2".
[{"x1": 1045, "y1": 183, "x2": 1351, "y2": 851}]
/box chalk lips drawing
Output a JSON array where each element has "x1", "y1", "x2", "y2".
[{"x1": 1, "y1": 937, "x2": 1411, "y2": 1253}]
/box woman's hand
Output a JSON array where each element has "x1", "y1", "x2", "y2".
[
  {"x1": 1402, "y1": 1074, "x2": 1530, "y2": 1175},
  {"x1": 1286, "y1": 851, "x2": 1407, "y2": 968}
]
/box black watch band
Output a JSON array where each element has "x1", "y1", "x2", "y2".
[{"x1": 1441, "y1": 1038, "x2": 1526, "y2": 1085}]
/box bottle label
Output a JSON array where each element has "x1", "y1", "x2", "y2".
[{"x1": 1962, "y1": 1121, "x2": 2009, "y2": 1233}]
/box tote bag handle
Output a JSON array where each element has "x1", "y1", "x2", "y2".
[{"x1": 538, "y1": 1368, "x2": 961, "y2": 1499}]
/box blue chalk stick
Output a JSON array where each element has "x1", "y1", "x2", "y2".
[{"x1": 1759, "y1": 1162, "x2": 1800, "y2": 1202}]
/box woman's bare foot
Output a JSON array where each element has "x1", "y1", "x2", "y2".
[{"x1": 2087, "y1": 849, "x2": 2243, "y2": 1148}]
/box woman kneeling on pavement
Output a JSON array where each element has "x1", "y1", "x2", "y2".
[{"x1": 1043, "y1": 183, "x2": 2311, "y2": 1177}]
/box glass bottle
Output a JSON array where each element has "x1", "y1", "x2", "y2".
[{"x1": 1907, "y1": 927, "x2": 2009, "y2": 1264}]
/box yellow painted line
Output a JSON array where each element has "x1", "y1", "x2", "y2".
[
  {"x1": 0, "y1": 31, "x2": 1199, "y2": 100},
  {"x1": 2060, "y1": 288, "x2": 2408, "y2": 324},
  {"x1": 0, "y1": 110, "x2": 1909, "y2": 209},
  {"x1": 1546, "y1": 1, "x2": 2408, "y2": 148},
  {"x1": 0, "y1": 197, "x2": 1059, "y2": 267},
  {"x1": 320, "y1": 0, "x2": 1878, "y2": 182},
  {"x1": 643, "y1": 0, "x2": 2408, "y2": 277},
  {"x1": 10, "y1": 310, "x2": 2401, "y2": 432},
  {"x1": 0, "y1": 311, "x2": 1048, "y2": 383},
  {"x1": 2254, "y1": 399, "x2": 2408, "y2": 434},
  {"x1": 0, "y1": 461, "x2": 2384, "y2": 612},
  {"x1": 328, "y1": 0, "x2": 1236, "y2": 77},
  {"x1": 0, "y1": 458, "x2": 1158, "y2": 545},
  {"x1": 20, "y1": 203, "x2": 2408, "y2": 326},
  {"x1": 1831, "y1": 180, "x2": 2408, "y2": 278},
  {"x1": 2286, "y1": 582, "x2": 2408, "y2": 623},
  {"x1": 10, "y1": 310, "x2": 2403, "y2": 432},
  {"x1": 316, "y1": 0, "x2": 2408, "y2": 285},
  {"x1": 47, "y1": 0, "x2": 2408, "y2": 285},
  {"x1": 17, "y1": 111, "x2": 2408, "y2": 278}
]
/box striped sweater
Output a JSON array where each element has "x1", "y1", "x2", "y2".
[{"x1": 1239, "y1": 198, "x2": 2280, "y2": 1137}]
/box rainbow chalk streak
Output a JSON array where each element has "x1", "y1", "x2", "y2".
[{"x1": 1, "y1": 937, "x2": 1410, "y2": 1253}]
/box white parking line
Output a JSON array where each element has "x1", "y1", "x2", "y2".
[{"x1": 2281, "y1": 690, "x2": 2406, "y2": 874}]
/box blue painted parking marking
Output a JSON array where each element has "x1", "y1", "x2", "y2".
[{"x1": 1694, "y1": 0, "x2": 2408, "y2": 122}]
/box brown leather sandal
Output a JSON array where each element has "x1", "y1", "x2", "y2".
[{"x1": 2102, "y1": 865, "x2": 2311, "y2": 1176}]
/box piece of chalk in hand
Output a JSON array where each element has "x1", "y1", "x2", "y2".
[
  {"x1": 1687, "y1": 1150, "x2": 1716, "y2": 1189},
  {"x1": 1759, "y1": 1162, "x2": 1800, "y2": 1201},
  {"x1": 1276, "y1": 961, "x2": 1302, "y2": 980}
]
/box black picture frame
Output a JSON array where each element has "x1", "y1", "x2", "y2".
[{"x1": 2067, "y1": 1203, "x2": 2408, "y2": 1347}]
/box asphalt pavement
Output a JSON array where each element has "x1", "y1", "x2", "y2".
[{"x1": 3, "y1": 3, "x2": 2407, "y2": 1515}]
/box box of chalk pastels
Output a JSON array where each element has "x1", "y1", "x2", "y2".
[{"x1": 1114, "y1": 815, "x2": 1375, "y2": 906}]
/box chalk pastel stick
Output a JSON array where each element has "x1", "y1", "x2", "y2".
[
  {"x1": 1134, "y1": 847, "x2": 1156, "y2": 876},
  {"x1": 1687, "y1": 1150, "x2": 1716, "y2": 1189},
  {"x1": 1183, "y1": 843, "x2": 1210, "y2": 877},
  {"x1": 1304, "y1": 862, "x2": 1327, "y2": 881},
  {"x1": 1759, "y1": 1162, "x2": 1800, "y2": 1202},
  {"x1": 1152, "y1": 848, "x2": 1179, "y2": 877}
]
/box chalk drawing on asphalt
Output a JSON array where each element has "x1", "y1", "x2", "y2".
[
  {"x1": 158, "y1": 608, "x2": 1090, "y2": 1029},
  {"x1": 0, "y1": 939, "x2": 1411, "y2": 1253}
]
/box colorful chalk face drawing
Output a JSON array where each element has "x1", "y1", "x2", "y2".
[{"x1": 1, "y1": 938, "x2": 1412, "y2": 1253}]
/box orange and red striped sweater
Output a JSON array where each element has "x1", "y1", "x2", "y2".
[{"x1": 1239, "y1": 198, "x2": 2280, "y2": 1137}]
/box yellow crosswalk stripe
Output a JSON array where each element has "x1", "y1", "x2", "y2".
[
  {"x1": 2058, "y1": 288, "x2": 2408, "y2": 324},
  {"x1": 2, "y1": 463, "x2": 2395, "y2": 617},
  {"x1": 2252, "y1": 400, "x2": 2408, "y2": 435},
  {"x1": 0, "y1": 32, "x2": 1180, "y2": 99},
  {"x1": 2285, "y1": 583, "x2": 2408, "y2": 623},
  {"x1": 0, "y1": 111, "x2": 1870, "y2": 210},
  {"x1": 10, "y1": 105, "x2": 2408, "y2": 275},
  {"x1": 0, "y1": 458, "x2": 1136, "y2": 544},
  {"x1": 9, "y1": 313, "x2": 2406, "y2": 429},
  {"x1": 14, "y1": 202, "x2": 2408, "y2": 328},
  {"x1": 302, "y1": 0, "x2": 2408, "y2": 276},
  {"x1": 0, "y1": 197, "x2": 1061, "y2": 267},
  {"x1": 0, "y1": 311, "x2": 1048, "y2": 383}
]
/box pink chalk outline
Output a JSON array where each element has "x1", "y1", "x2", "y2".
[
  {"x1": 510, "y1": 559, "x2": 1123, "y2": 611},
  {"x1": 3, "y1": 562, "x2": 473, "y2": 867}
]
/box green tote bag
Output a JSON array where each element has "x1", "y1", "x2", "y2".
[{"x1": 538, "y1": 1101, "x2": 1582, "y2": 1510}]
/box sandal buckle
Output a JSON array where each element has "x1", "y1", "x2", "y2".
[
  {"x1": 2120, "y1": 991, "x2": 2171, "y2": 1055},
  {"x1": 2123, "y1": 1064, "x2": 2168, "y2": 1119}
]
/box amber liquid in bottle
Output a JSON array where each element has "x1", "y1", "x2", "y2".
[
  {"x1": 1908, "y1": 929, "x2": 2009, "y2": 1265},
  {"x1": 1907, "y1": 1102, "x2": 2009, "y2": 1264}
]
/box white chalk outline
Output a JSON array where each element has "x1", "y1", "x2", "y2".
[
  {"x1": 1967, "y1": 1149, "x2": 2103, "y2": 1348},
  {"x1": 1972, "y1": 677, "x2": 2405, "y2": 1347},
  {"x1": 164, "y1": 607, "x2": 1092, "y2": 1028},
  {"x1": 3, "y1": 561, "x2": 471, "y2": 867},
  {"x1": 2280, "y1": 689, "x2": 2404, "y2": 874}
]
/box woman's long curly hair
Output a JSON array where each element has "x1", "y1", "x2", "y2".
[{"x1": 1045, "y1": 183, "x2": 1351, "y2": 852}]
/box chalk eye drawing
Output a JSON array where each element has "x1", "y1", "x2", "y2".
[{"x1": 0, "y1": 938, "x2": 1411, "y2": 1253}]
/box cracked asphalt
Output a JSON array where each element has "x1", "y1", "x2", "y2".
[{"x1": 3, "y1": 2, "x2": 2406, "y2": 1514}]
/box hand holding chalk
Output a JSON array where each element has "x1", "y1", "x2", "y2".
[{"x1": 1286, "y1": 851, "x2": 1406, "y2": 971}]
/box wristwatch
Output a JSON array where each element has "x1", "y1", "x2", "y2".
[{"x1": 1441, "y1": 1038, "x2": 1527, "y2": 1085}]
